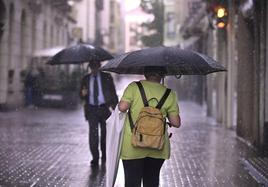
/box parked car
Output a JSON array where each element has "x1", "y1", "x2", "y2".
[{"x1": 30, "y1": 46, "x2": 86, "y2": 109}]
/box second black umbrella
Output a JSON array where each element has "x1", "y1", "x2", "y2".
[{"x1": 47, "y1": 43, "x2": 113, "y2": 65}]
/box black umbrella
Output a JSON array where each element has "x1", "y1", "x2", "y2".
[
  {"x1": 47, "y1": 43, "x2": 113, "y2": 65},
  {"x1": 100, "y1": 46, "x2": 226, "y2": 75}
]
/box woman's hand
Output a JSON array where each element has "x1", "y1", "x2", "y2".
[
  {"x1": 118, "y1": 100, "x2": 130, "y2": 113},
  {"x1": 168, "y1": 114, "x2": 181, "y2": 128}
]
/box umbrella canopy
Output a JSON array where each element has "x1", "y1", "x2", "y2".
[
  {"x1": 100, "y1": 46, "x2": 226, "y2": 75},
  {"x1": 47, "y1": 43, "x2": 113, "y2": 65},
  {"x1": 33, "y1": 46, "x2": 66, "y2": 58}
]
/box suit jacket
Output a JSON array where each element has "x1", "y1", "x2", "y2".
[{"x1": 80, "y1": 72, "x2": 118, "y2": 120}]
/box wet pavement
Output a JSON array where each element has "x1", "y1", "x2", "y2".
[{"x1": 0, "y1": 101, "x2": 262, "y2": 187}]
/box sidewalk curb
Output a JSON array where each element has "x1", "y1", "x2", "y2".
[{"x1": 242, "y1": 159, "x2": 268, "y2": 186}]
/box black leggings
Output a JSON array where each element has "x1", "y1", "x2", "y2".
[{"x1": 122, "y1": 157, "x2": 165, "y2": 187}]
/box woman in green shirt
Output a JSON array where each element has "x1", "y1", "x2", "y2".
[{"x1": 118, "y1": 66, "x2": 181, "y2": 187}]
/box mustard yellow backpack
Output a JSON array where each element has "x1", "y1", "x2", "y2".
[{"x1": 128, "y1": 82, "x2": 171, "y2": 150}]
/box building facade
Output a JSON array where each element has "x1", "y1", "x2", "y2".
[
  {"x1": 0, "y1": 0, "x2": 76, "y2": 109},
  {"x1": 176, "y1": 0, "x2": 268, "y2": 153}
]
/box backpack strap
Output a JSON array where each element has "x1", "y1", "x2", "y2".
[
  {"x1": 129, "y1": 81, "x2": 147, "y2": 132},
  {"x1": 136, "y1": 81, "x2": 149, "y2": 107},
  {"x1": 156, "y1": 89, "x2": 171, "y2": 109},
  {"x1": 128, "y1": 110, "x2": 135, "y2": 131}
]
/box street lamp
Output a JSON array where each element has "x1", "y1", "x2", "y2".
[
  {"x1": 215, "y1": 6, "x2": 228, "y2": 29},
  {"x1": 217, "y1": 7, "x2": 226, "y2": 18}
]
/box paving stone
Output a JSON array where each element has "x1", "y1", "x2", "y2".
[{"x1": 0, "y1": 102, "x2": 262, "y2": 187}]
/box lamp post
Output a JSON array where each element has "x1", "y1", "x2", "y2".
[{"x1": 94, "y1": 0, "x2": 103, "y2": 46}]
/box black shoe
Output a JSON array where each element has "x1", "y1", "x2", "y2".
[{"x1": 90, "y1": 159, "x2": 98, "y2": 167}]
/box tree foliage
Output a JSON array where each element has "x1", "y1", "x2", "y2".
[{"x1": 140, "y1": 0, "x2": 164, "y2": 47}]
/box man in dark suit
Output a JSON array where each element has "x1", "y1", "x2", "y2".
[{"x1": 80, "y1": 61, "x2": 118, "y2": 167}]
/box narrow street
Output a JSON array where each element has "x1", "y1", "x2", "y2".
[
  {"x1": 1, "y1": 0, "x2": 268, "y2": 185},
  {"x1": 0, "y1": 101, "x2": 261, "y2": 187}
]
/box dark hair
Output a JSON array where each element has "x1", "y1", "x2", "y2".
[
  {"x1": 144, "y1": 66, "x2": 167, "y2": 77},
  {"x1": 88, "y1": 61, "x2": 101, "y2": 68}
]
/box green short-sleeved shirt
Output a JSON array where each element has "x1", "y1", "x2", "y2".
[{"x1": 120, "y1": 80, "x2": 179, "y2": 160}]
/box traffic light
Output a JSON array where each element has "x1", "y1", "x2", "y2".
[{"x1": 215, "y1": 6, "x2": 228, "y2": 29}]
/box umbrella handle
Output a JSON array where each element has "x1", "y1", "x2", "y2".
[
  {"x1": 166, "y1": 122, "x2": 171, "y2": 127},
  {"x1": 166, "y1": 122, "x2": 173, "y2": 138},
  {"x1": 175, "y1": 75, "x2": 182, "y2": 79}
]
